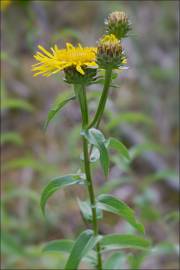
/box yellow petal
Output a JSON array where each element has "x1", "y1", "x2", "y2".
[
  {"x1": 76, "y1": 65, "x2": 85, "y2": 75},
  {"x1": 66, "y1": 43, "x2": 74, "y2": 50},
  {"x1": 122, "y1": 58, "x2": 127, "y2": 64},
  {"x1": 38, "y1": 45, "x2": 53, "y2": 58},
  {"x1": 78, "y1": 43, "x2": 82, "y2": 48}
]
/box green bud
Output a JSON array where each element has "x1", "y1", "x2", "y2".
[
  {"x1": 105, "y1": 11, "x2": 131, "y2": 39},
  {"x1": 97, "y1": 34, "x2": 127, "y2": 69}
]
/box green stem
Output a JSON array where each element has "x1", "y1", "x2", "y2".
[
  {"x1": 74, "y1": 84, "x2": 103, "y2": 270},
  {"x1": 88, "y1": 68, "x2": 113, "y2": 129}
]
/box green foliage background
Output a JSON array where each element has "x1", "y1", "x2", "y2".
[{"x1": 1, "y1": 0, "x2": 179, "y2": 269}]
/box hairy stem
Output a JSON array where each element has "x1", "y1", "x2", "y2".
[{"x1": 75, "y1": 84, "x2": 103, "y2": 270}]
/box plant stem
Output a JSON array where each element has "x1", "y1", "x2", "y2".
[
  {"x1": 75, "y1": 84, "x2": 103, "y2": 270},
  {"x1": 88, "y1": 67, "x2": 113, "y2": 129},
  {"x1": 82, "y1": 136, "x2": 102, "y2": 270}
]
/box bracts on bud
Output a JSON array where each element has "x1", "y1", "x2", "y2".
[
  {"x1": 96, "y1": 34, "x2": 126, "y2": 69},
  {"x1": 105, "y1": 11, "x2": 131, "y2": 39}
]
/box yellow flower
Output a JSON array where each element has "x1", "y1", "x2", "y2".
[
  {"x1": 32, "y1": 43, "x2": 97, "y2": 77},
  {"x1": 1, "y1": 0, "x2": 11, "y2": 11}
]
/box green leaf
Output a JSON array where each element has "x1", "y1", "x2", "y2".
[
  {"x1": 152, "y1": 241, "x2": 179, "y2": 256},
  {"x1": 143, "y1": 170, "x2": 178, "y2": 187},
  {"x1": 163, "y1": 210, "x2": 179, "y2": 223},
  {"x1": 128, "y1": 252, "x2": 147, "y2": 270},
  {"x1": 1, "y1": 132, "x2": 24, "y2": 145},
  {"x1": 44, "y1": 93, "x2": 76, "y2": 130},
  {"x1": 40, "y1": 174, "x2": 83, "y2": 215},
  {"x1": 1, "y1": 98, "x2": 33, "y2": 111},
  {"x1": 97, "y1": 177, "x2": 132, "y2": 194},
  {"x1": 1, "y1": 232, "x2": 26, "y2": 256},
  {"x1": 107, "y1": 137, "x2": 130, "y2": 162},
  {"x1": 3, "y1": 156, "x2": 56, "y2": 174},
  {"x1": 104, "y1": 252, "x2": 126, "y2": 270},
  {"x1": 65, "y1": 230, "x2": 102, "y2": 270},
  {"x1": 107, "y1": 112, "x2": 153, "y2": 130},
  {"x1": 1, "y1": 188, "x2": 39, "y2": 203},
  {"x1": 77, "y1": 198, "x2": 103, "y2": 222},
  {"x1": 82, "y1": 128, "x2": 109, "y2": 177},
  {"x1": 101, "y1": 234, "x2": 151, "y2": 250},
  {"x1": 129, "y1": 142, "x2": 166, "y2": 160},
  {"x1": 43, "y1": 240, "x2": 74, "y2": 253},
  {"x1": 97, "y1": 194, "x2": 144, "y2": 233}
]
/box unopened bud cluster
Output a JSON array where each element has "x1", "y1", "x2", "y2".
[
  {"x1": 97, "y1": 34, "x2": 125, "y2": 69},
  {"x1": 105, "y1": 11, "x2": 131, "y2": 39}
]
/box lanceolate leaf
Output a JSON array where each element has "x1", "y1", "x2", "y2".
[
  {"x1": 107, "y1": 137, "x2": 130, "y2": 162},
  {"x1": 1, "y1": 98, "x2": 34, "y2": 111},
  {"x1": 97, "y1": 194, "x2": 144, "y2": 233},
  {"x1": 40, "y1": 174, "x2": 83, "y2": 215},
  {"x1": 101, "y1": 234, "x2": 151, "y2": 250},
  {"x1": 44, "y1": 94, "x2": 76, "y2": 130},
  {"x1": 43, "y1": 240, "x2": 74, "y2": 253},
  {"x1": 65, "y1": 230, "x2": 102, "y2": 270},
  {"x1": 82, "y1": 128, "x2": 109, "y2": 177},
  {"x1": 1, "y1": 132, "x2": 24, "y2": 146},
  {"x1": 42, "y1": 239, "x2": 97, "y2": 266},
  {"x1": 107, "y1": 112, "x2": 153, "y2": 130}
]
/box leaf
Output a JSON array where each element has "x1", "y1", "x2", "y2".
[
  {"x1": 1, "y1": 132, "x2": 24, "y2": 145},
  {"x1": 1, "y1": 98, "x2": 33, "y2": 111},
  {"x1": 128, "y1": 252, "x2": 148, "y2": 270},
  {"x1": 104, "y1": 252, "x2": 126, "y2": 270},
  {"x1": 77, "y1": 198, "x2": 103, "y2": 222},
  {"x1": 82, "y1": 128, "x2": 109, "y2": 177},
  {"x1": 1, "y1": 232, "x2": 26, "y2": 256},
  {"x1": 97, "y1": 194, "x2": 144, "y2": 233},
  {"x1": 65, "y1": 230, "x2": 102, "y2": 270},
  {"x1": 129, "y1": 142, "x2": 166, "y2": 160},
  {"x1": 101, "y1": 234, "x2": 151, "y2": 251},
  {"x1": 143, "y1": 170, "x2": 178, "y2": 187},
  {"x1": 3, "y1": 156, "x2": 56, "y2": 174},
  {"x1": 44, "y1": 93, "x2": 76, "y2": 130},
  {"x1": 107, "y1": 137, "x2": 130, "y2": 162},
  {"x1": 152, "y1": 242, "x2": 179, "y2": 256},
  {"x1": 97, "y1": 176, "x2": 132, "y2": 194},
  {"x1": 107, "y1": 112, "x2": 153, "y2": 130},
  {"x1": 163, "y1": 210, "x2": 179, "y2": 223},
  {"x1": 1, "y1": 188, "x2": 39, "y2": 203},
  {"x1": 40, "y1": 174, "x2": 83, "y2": 215},
  {"x1": 43, "y1": 240, "x2": 74, "y2": 253}
]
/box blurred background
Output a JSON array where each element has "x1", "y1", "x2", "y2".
[{"x1": 1, "y1": 0, "x2": 179, "y2": 269}]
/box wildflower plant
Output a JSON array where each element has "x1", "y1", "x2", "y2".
[{"x1": 32, "y1": 11, "x2": 151, "y2": 270}]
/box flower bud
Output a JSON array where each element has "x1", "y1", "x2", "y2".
[
  {"x1": 105, "y1": 11, "x2": 131, "y2": 39},
  {"x1": 97, "y1": 34, "x2": 126, "y2": 69}
]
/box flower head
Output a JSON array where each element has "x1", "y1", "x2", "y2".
[
  {"x1": 97, "y1": 34, "x2": 126, "y2": 69},
  {"x1": 32, "y1": 43, "x2": 97, "y2": 77},
  {"x1": 105, "y1": 11, "x2": 131, "y2": 39}
]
